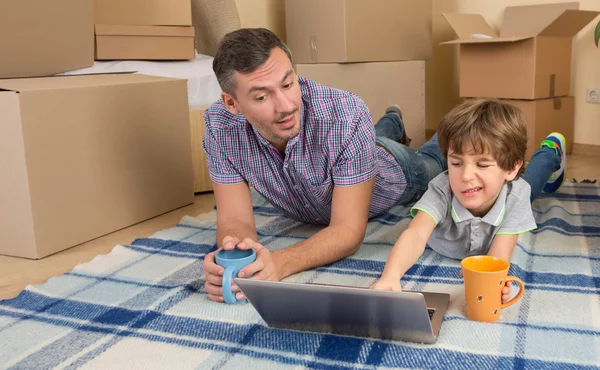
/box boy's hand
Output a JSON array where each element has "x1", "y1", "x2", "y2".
[
  {"x1": 501, "y1": 281, "x2": 512, "y2": 303},
  {"x1": 459, "y1": 269, "x2": 512, "y2": 303},
  {"x1": 370, "y1": 277, "x2": 402, "y2": 291}
]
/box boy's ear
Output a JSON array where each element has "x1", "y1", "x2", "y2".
[{"x1": 506, "y1": 160, "x2": 524, "y2": 181}]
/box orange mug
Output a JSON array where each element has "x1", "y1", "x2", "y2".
[{"x1": 461, "y1": 255, "x2": 524, "y2": 322}]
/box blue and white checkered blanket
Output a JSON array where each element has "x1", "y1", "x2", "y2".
[{"x1": 1, "y1": 184, "x2": 599, "y2": 369}]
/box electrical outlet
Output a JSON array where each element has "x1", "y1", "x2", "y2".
[{"x1": 586, "y1": 87, "x2": 600, "y2": 104}]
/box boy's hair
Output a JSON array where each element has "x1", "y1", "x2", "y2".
[
  {"x1": 437, "y1": 98, "x2": 528, "y2": 178},
  {"x1": 213, "y1": 28, "x2": 293, "y2": 98}
]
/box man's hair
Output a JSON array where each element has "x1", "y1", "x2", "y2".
[
  {"x1": 437, "y1": 98, "x2": 528, "y2": 178},
  {"x1": 213, "y1": 28, "x2": 293, "y2": 97}
]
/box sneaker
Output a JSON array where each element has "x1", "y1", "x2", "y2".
[
  {"x1": 385, "y1": 104, "x2": 412, "y2": 147},
  {"x1": 541, "y1": 132, "x2": 567, "y2": 192}
]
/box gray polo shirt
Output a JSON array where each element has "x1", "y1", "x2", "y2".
[{"x1": 411, "y1": 172, "x2": 537, "y2": 259}]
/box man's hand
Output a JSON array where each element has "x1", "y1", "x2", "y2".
[
  {"x1": 221, "y1": 235, "x2": 242, "y2": 250},
  {"x1": 202, "y1": 235, "x2": 245, "y2": 303},
  {"x1": 236, "y1": 239, "x2": 280, "y2": 281},
  {"x1": 370, "y1": 276, "x2": 402, "y2": 291},
  {"x1": 203, "y1": 236, "x2": 281, "y2": 302},
  {"x1": 202, "y1": 247, "x2": 226, "y2": 303}
]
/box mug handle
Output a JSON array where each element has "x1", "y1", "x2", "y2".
[
  {"x1": 500, "y1": 276, "x2": 525, "y2": 309},
  {"x1": 221, "y1": 266, "x2": 238, "y2": 304}
]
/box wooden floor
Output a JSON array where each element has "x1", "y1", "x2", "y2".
[{"x1": 0, "y1": 154, "x2": 598, "y2": 300}]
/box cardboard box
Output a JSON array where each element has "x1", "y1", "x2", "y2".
[
  {"x1": 0, "y1": 74, "x2": 194, "y2": 259},
  {"x1": 504, "y1": 97, "x2": 574, "y2": 160},
  {"x1": 296, "y1": 61, "x2": 426, "y2": 148},
  {"x1": 286, "y1": 0, "x2": 432, "y2": 64},
  {"x1": 95, "y1": 25, "x2": 195, "y2": 60},
  {"x1": 0, "y1": 0, "x2": 94, "y2": 79},
  {"x1": 442, "y1": 3, "x2": 599, "y2": 100},
  {"x1": 94, "y1": 0, "x2": 192, "y2": 26},
  {"x1": 190, "y1": 107, "x2": 214, "y2": 193}
]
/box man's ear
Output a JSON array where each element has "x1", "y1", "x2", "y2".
[
  {"x1": 221, "y1": 92, "x2": 240, "y2": 115},
  {"x1": 506, "y1": 160, "x2": 524, "y2": 181}
]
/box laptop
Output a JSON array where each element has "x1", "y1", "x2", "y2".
[{"x1": 235, "y1": 278, "x2": 450, "y2": 344}]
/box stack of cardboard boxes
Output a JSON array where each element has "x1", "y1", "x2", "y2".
[
  {"x1": 94, "y1": 0, "x2": 195, "y2": 60},
  {"x1": 285, "y1": 0, "x2": 433, "y2": 148},
  {"x1": 0, "y1": 0, "x2": 95, "y2": 79},
  {"x1": 442, "y1": 2, "x2": 599, "y2": 159},
  {"x1": 0, "y1": 0, "x2": 195, "y2": 259}
]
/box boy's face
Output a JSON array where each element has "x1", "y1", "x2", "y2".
[{"x1": 447, "y1": 144, "x2": 521, "y2": 217}]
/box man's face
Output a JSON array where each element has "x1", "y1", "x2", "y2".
[{"x1": 221, "y1": 47, "x2": 302, "y2": 152}]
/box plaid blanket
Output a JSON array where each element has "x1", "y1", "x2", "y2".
[{"x1": 1, "y1": 184, "x2": 599, "y2": 369}]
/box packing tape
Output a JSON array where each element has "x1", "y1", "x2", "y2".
[
  {"x1": 553, "y1": 98, "x2": 562, "y2": 110},
  {"x1": 549, "y1": 74, "x2": 556, "y2": 98}
]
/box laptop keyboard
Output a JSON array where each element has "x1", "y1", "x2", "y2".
[{"x1": 427, "y1": 308, "x2": 435, "y2": 321}]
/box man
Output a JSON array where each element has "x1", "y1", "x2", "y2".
[{"x1": 202, "y1": 28, "x2": 447, "y2": 302}]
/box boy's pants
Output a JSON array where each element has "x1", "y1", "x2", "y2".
[{"x1": 523, "y1": 147, "x2": 561, "y2": 202}]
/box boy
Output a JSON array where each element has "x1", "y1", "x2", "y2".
[{"x1": 371, "y1": 99, "x2": 566, "y2": 303}]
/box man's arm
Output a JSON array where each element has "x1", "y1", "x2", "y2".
[
  {"x1": 203, "y1": 181, "x2": 258, "y2": 302},
  {"x1": 268, "y1": 178, "x2": 375, "y2": 280},
  {"x1": 213, "y1": 181, "x2": 258, "y2": 248},
  {"x1": 229, "y1": 178, "x2": 375, "y2": 302}
]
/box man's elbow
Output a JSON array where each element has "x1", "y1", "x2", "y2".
[{"x1": 341, "y1": 225, "x2": 367, "y2": 256}]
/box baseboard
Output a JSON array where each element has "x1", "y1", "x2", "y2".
[{"x1": 572, "y1": 143, "x2": 600, "y2": 157}]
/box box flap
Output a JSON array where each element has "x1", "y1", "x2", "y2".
[
  {"x1": 539, "y1": 10, "x2": 600, "y2": 37},
  {"x1": 95, "y1": 24, "x2": 194, "y2": 37},
  {"x1": 500, "y1": 2, "x2": 579, "y2": 38},
  {"x1": 0, "y1": 74, "x2": 178, "y2": 92},
  {"x1": 442, "y1": 13, "x2": 497, "y2": 39}
]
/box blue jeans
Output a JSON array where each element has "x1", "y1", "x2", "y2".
[
  {"x1": 522, "y1": 147, "x2": 560, "y2": 202},
  {"x1": 375, "y1": 113, "x2": 447, "y2": 205}
]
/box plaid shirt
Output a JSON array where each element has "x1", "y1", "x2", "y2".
[{"x1": 203, "y1": 77, "x2": 407, "y2": 224}]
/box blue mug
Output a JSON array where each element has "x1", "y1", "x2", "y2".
[{"x1": 215, "y1": 248, "x2": 256, "y2": 304}]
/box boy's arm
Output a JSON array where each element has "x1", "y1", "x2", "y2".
[
  {"x1": 487, "y1": 234, "x2": 519, "y2": 261},
  {"x1": 490, "y1": 180, "x2": 536, "y2": 261},
  {"x1": 373, "y1": 211, "x2": 436, "y2": 290},
  {"x1": 487, "y1": 233, "x2": 519, "y2": 303}
]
